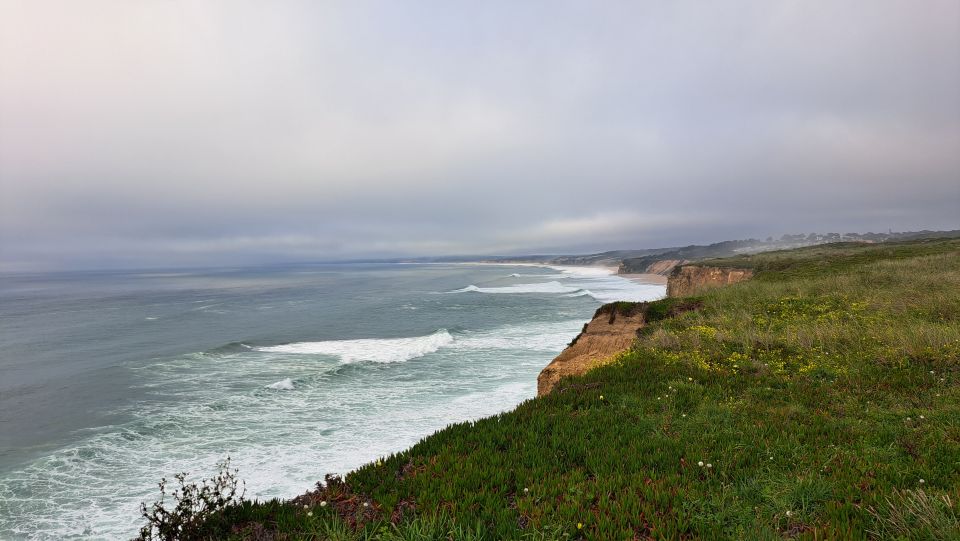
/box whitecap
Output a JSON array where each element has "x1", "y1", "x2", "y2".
[
  {"x1": 267, "y1": 378, "x2": 295, "y2": 390},
  {"x1": 257, "y1": 330, "x2": 454, "y2": 364},
  {"x1": 449, "y1": 281, "x2": 580, "y2": 295},
  {"x1": 563, "y1": 289, "x2": 594, "y2": 298}
]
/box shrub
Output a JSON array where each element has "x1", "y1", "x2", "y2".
[{"x1": 137, "y1": 458, "x2": 245, "y2": 541}]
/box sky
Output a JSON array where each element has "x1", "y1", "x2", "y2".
[{"x1": 1, "y1": 1, "x2": 958, "y2": 270}]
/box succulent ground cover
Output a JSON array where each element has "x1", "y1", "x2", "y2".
[{"x1": 144, "y1": 238, "x2": 960, "y2": 540}]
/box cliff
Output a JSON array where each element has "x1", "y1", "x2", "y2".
[
  {"x1": 536, "y1": 303, "x2": 647, "y2": 395},
  {"x1": 538, "y1": 263, "x2": 753, "y2": 395},
  {"x1": 666, "y1": 265, "x2": 753, "y2": 297},
  {"x1": 617, "y1": 258, "x2": 687, "y2": 275}
]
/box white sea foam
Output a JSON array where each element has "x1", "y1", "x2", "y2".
[
  {"x1": 267, "y1": 378, "x2": 295, "y2": 390},
  {"x1": 547, "y1": 265, "x2": 617, "y2": 277},
  {"x1": 452, "y1": 320, "x2": 584, "y2": 352},
  {"x1": 451, "y1": 281, "x2": 580, "y2": 295},
  {"x1": 257, "y1": 330, "x2": 455, "y2": 363},
  {"x1": 563, "y1": 289, "x2": 593, "y2": 298}
]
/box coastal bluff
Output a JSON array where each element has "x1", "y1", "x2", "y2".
[
  {"x1": 666, "y1": 265, "x2": 753, "y2": 297},
  {"x1": 537, "y1": 303, "x2": 647, "y2": 395},
  {"x1": 537, "y1": 264, "x2": 752, "y2": 395}
]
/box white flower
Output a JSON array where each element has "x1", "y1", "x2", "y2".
[
  {"x1": 320, "y1": 501, "x2": 328, "y2": 507},
  {"x1": 930, "y1": 371, "x2": 935, "y2": 375},
  {"x1": 919, "y1": 479, "x2": 926, "y2": 484},
  {"x1": 907, "y1": 417, "x2": 912, "y2": 421},
  {"x1": 698, "y1": 461, "x2": 704, "y2": 467},
  {"x1": 688, "y1": 377, "x2": 693, "y2": 381},
  {"x1": 920, "y1": 415, "x2": 925, "y2": 419},
  {"x1": 786, "y1": 510, "x2": 793, "y2": 517},
  {"x1": 682, "y1": 414, "x2": 687, "y2": 417},
  {"x1": 307, "y1": 511, "x2": 313, "y2": 517},
  {"x1": 707, "y1": 463, "x2": 713, "y2": 468},
  {"x1": 363, "y1": 502, "x2": 369, "y2": 508},
  {"x1": 303, "y1": 504, "x2": 309, "y2": 510}
]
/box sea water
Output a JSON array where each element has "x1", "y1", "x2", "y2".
[{"x1": 0, "y1": 263, "x2": 664, "y2": 539}]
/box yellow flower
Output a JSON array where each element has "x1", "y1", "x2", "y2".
[{"x1": 577, "y1": 522, "x2": 583, "y2": 529}]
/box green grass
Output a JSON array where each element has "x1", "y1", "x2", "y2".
[{"x1": 165, "y1": 239, "x2": 960, "y2": 540}]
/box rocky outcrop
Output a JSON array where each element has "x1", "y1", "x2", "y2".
[
  {"x1": 666, "y1": 265, "x2": 753, "y2": 297},
  {"x1": 537, "y1": 304, "x2": 647, "y2": 396}
]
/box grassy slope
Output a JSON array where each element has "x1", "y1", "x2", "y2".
[{"x1": 205, "y1": 239, "x2": 960, "y2": 540}]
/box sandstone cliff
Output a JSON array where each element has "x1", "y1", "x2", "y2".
[
  {"x1": 538, "y1": 263, "x2": 754, "y2": 396},
  {"x1": 537, "y1": 303, "x2": 647, "y2": 396},
  {"x1": 666, "y1": 265, "x2": 753, "y2": 297}
]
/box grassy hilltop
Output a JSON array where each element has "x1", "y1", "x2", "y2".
[{"x1": 149, "y1": 238, "x2": 960, "y2": 540}]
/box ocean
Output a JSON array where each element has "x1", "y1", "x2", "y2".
[{"x1": 0, "y1": 262, "x2": 664, "y2": 539}]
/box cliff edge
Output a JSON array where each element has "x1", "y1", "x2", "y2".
[
  {"x1": 537, "y1": 303, "x2": 647, "y2": 396},
  {"x1": 538, "y1": 264, "x2": 753, "y2": 396},
  {"x1": 666, "y1": 265, "x2": 753, "y2": 297}
]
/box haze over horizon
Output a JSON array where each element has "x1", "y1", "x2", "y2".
[{"x1": 1, "y1": 1, "x2": 958, "y2": 271}]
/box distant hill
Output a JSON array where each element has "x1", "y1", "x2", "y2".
[{"x1": 619, "y1": 229, "x2": 960, "y2": 274}]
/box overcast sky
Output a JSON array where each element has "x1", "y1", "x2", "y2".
[{"x1": 1, "y1": 1, "x2": 958, "y2": 270}]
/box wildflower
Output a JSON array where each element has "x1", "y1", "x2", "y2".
[
  {"x1": 599, "y1": 395, "x2": 604, "y2": 400},
  {"x1": 320, "y1": 501, "x2": 327, "y2": 507},
  {"x1": 307, "y1": 511, "x2": 313, "y2": 517},
  {"x1": 707, "y1": 463, "x2": 713, "y2": 468},
  {"x1": 919, "y1": 479, "x2": 926, "y2": 484},
  {"x1": 682, "y1": 414, "x2": 687, "y2": 417},
  {"x1": 688, "y1": 377, "x2": 693, "y2": 381},
  {"x1": 363, "y1": 502, "x2": 370, "y2": 508},
  {"x1": 930, "y1": 371, "x2": 935, "y2": 375},
  {"x1": 698, "y1": 461, "x2": 704, "y2": 467},
  {"x1": 303, "y1": 504, "x2": 309, "y2": 510},
  {"x1": 577, "y1": 522, "x2": 583, "y2": 530},
  {"x1": 786, "y1": 510, "x2": 793, "y2": 517},
  {"x1": 920, "y1": 415, "x2": 925, "y2": 419},
  {"x1": 524, "y1": 487, "x2": 529, "y2": 493}
]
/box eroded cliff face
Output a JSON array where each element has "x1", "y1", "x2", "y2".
[
  {"x1": 537, "y1": 304, "x2": 646, "y2": 396},
  {"x1": 538, "y1": 264, "x2": 754, "y2": 396},
  {"x1": 666, "y1": 266, "x2": 753, "y2": 297},
  {"x1": 617, "y1": 259, "x2": 688, "y2": 276}
]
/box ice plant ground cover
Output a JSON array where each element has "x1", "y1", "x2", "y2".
[{"x1": 152, "y1": 238, "x2": 960, "y2": 540}]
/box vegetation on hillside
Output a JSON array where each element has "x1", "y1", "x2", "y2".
[{"x1": 142, "y1": 238, "x2": 960, "y2": 540}]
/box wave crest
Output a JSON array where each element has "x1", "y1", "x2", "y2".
[
  {"x1": 450, "y1": 281, "x2": 580, "y2": 295},
  {"x1": 267, "y1": 378, "x2": 295, "y2": 390},
  {"x1": 257, "y1": 330, "x2": 454, "y2": 364}
]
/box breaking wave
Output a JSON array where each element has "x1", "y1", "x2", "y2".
[
  {"x1": 257, "y1": 330, "x2": 455, "y2": 364},
  {"x1": 450, "y1": 281, "x2": 580, "y2": 295},
  {"x1": 267, "y1": 378, "x2": 295, "y2": 390}
]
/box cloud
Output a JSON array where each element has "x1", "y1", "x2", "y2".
[{"x1": 1, "y1": 0, "x2": 958, "y2": 270}]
